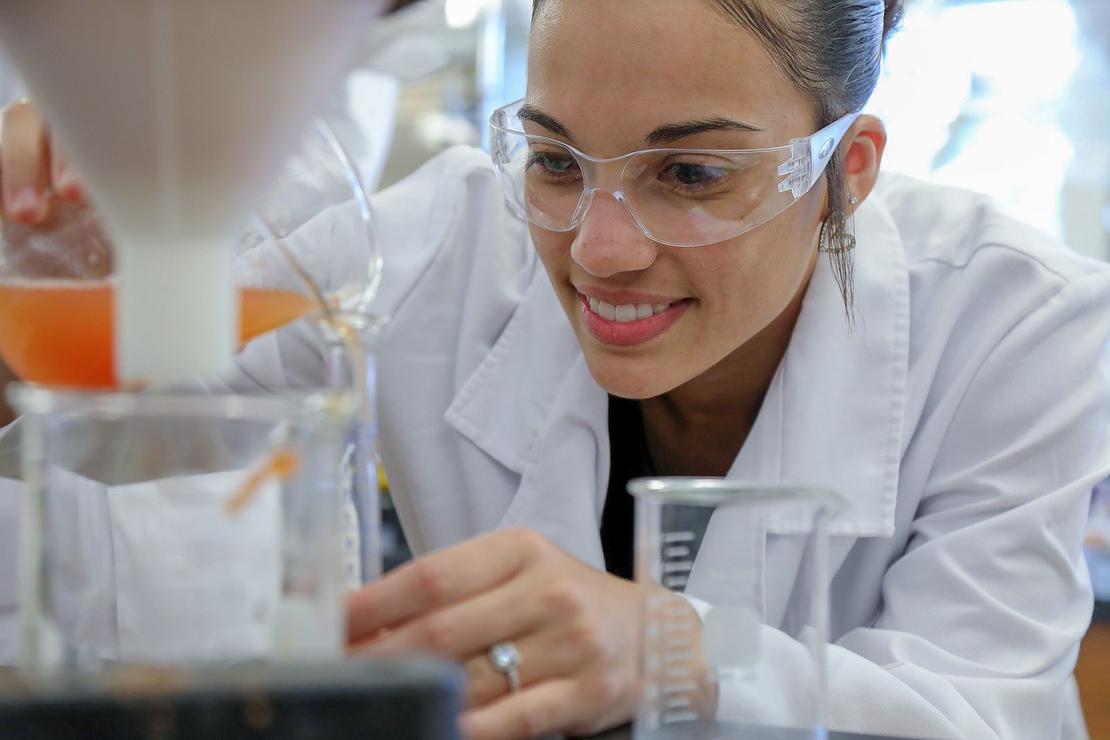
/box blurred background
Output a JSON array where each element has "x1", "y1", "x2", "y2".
[{"x1": 0, "y1": 0, "x2": 1106, "y2": 727}]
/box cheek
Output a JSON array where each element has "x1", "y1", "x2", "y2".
[
  {"x1": 531, "y1": 228, "x2": 571, "y2": 277},
  {"x1": 694, "y1": 221, "x2": 815, "y2": 327},
  {"x1": 530, "y1": 227, "x2": 581, "y2": 320}
]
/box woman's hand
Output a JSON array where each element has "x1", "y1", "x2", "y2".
[
  {"x1": 347, "y1": 528, "x2": 644, "y2": 739},
  {"x1": 1, "y1": 98, "x2": 85, "y2": 224}
]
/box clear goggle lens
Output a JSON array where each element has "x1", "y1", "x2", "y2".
[{"x1": 490, "y1": 100, "x2": 858, "y2": 248}]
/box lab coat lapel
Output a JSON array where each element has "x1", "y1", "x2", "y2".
[
  {"x1": 445, "y1": 275, "x2": 609, "y2": 568},
  {"x1": 499, "y1": 355, "x2": 608, "y2": 570},
  {"x1": 691, "y1": 197, "x2": 909, "y2": 625},
  {"x1": 770, "y1": 195, "x2": 909, "y2": 537}
]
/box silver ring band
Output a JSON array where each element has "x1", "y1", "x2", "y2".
[{"x1": 488, "y1": 641, "x2": 522, "y2": 693}]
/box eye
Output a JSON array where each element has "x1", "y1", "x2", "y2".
[
  {"x1": 526, "y1": 150, "x2": 581, "y2": 181},
  {"x1": 658, "y1": 162, "x2": 729, "y2": 192}
]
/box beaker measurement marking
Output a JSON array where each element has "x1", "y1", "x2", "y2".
[
  {"x1": 662, "y1": 560, "x2": 695, "y2": 574},
  {"x1": 664, "y1": 695, "x2": 693, "y2": 710},
  {"x1": 663, "y1": 545, "x2": 691, "y2": 558},
  {"x1": 663, "y1": 637, "x2": 693, "y2": 650},
  {"x1": 661, "y1": 674, "x2": 697, "y2": 692},
  {"x1": 661, "y1": 709, "x2": 700, "y2": 724},
  {"x1": 661, "y1": 653, "x2": 693, "y2": 666},
  {"x1": 662, "y1": 532, "x2": 696, "y2": 544},
  {"x1": 664, "y1": 667, "x2": 695, "y2": 681},
  {"x1": 662, "y1": 575, "x2": 689, "y2": 588}
]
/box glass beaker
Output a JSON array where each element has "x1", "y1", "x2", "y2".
[
  {"x1": 631, "y1": 478, "x2": 843, "y2": 740},
  {"x1": 8, "y1": 386, "x2": 356, "y2": 680}
]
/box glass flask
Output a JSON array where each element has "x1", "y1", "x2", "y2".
[{"x1": 0, "y1": 118, "x2": 380, "y2": 390}]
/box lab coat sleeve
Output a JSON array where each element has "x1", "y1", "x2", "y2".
[{"x1": 718, "y1": 271, "x2": 1110, "y2": 739}]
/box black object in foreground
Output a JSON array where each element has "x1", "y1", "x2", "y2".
[{"x1": 0, "y1": 658, "x2": 462, "y2": 740}]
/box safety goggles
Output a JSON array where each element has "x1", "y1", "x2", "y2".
[{"x1": 489, "y1": 99, "x2": 859, "y2": 248}]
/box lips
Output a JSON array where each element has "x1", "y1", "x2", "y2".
[{"x1": 577, "y1": 291, "x2": 691, "y2": 347}]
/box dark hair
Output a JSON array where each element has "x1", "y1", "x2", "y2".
[{"x1": 531, "y1": 0, "x2": 904, "y2": 313}]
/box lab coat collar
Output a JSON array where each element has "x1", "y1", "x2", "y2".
[{"x1": 446, "y1": 193, "x2": 908, "y2": 560}]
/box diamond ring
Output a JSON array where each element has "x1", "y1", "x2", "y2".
[{"x1": 488, "y1": 641, "x2": 522, "y2": 693}]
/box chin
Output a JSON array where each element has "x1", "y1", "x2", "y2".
[{"x1": 579, "y1": 347, "x2": 682, "y2": 401}]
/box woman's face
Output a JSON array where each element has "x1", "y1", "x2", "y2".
[{"x1": 527, "y1": 0, "x2": 827, "y2": 400}]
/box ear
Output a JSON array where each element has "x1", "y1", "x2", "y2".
[{"x1": 841, "y1": 114, "x2": 887, "y2": 215}]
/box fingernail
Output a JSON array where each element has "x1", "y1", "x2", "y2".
[
  {"x1": 56, "y1": 171, "x2": 84, "y2": 200},
  {"x1": 9, "y1": 188, "x2": 45, "y2": 223}
]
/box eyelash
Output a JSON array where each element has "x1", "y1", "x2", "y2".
[
  {"x1": 527, "y1": 151, "x2": 581, "y2": 180},
  {"x1": 658, "y1": 162, "x2": 730, "y2": 193},
  {"x1": 526, "y1": 149, "x2": 735, "y2": 194}
]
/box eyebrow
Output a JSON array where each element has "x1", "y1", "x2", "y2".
[
  {"x1": 645, "y1": 117, "x2": 763, "y2": 146},
  {"x1": 516, "y1": 105, "x2": 763, "y2": 148},
  {"x1": 517, "y1": 105, "x2": 573, "y2": 139}
]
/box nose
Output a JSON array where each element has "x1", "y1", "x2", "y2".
[{"x1": 570, "y1": 191, "x2": 659, "y2": 279}]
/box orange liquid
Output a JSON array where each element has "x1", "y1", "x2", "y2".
[{"x1": 0, "y1": 281, "x2": 318, "y2": 388}]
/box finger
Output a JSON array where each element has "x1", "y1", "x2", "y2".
[
  {"x1": 1, "y1": 99, "x2": 51, "y2": 224},
  {"x1": 353, "y1": 569, "x2": 544, "y2": 660},
  {"x1": 346, "y1": 528, "x2": 549, "y2": 642},
  {"x1": 460, "y1": 678, "x2": 597, "y2": 740},
  {"x1": 48, "y1": 138, "x2": 84, "y2": 202},
  {"x1": 459, "y1": 621, "x2": 600, "y2": 710}
]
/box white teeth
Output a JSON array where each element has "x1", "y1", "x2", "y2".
[
  {"x1": 614, "y1": 304, "x2": 637, "y2": 322},
  {"x1": 587, "y1": 296, "x2": 675, "y2": 322}
]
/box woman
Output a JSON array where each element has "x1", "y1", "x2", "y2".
[{"x1": 4, "y1": 0, "x2": 1108, "y2": 738}]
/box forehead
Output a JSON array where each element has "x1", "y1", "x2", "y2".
[{"x1": 526, "y1": 0, "x2": 816, "y2": 152}]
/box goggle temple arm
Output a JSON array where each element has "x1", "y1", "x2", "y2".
[{"x1": 777, "y1": 112, "x2": 862, "y2": 199}]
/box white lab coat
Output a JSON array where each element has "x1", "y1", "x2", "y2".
[{"x1": 1, "y1": 146, "x2": 1107, "y2": 738}]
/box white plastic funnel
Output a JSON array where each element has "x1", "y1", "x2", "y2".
[{"x1": 0, "y1": 0, "x2": 382, "y2": 384}]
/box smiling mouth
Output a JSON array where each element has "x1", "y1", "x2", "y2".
[
  {"x1": 585, "y1": 296, "x2": 679, "y2": 323},
  {"x1": 577, "y1": 293, "x2": 693, "y2": 347}
]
